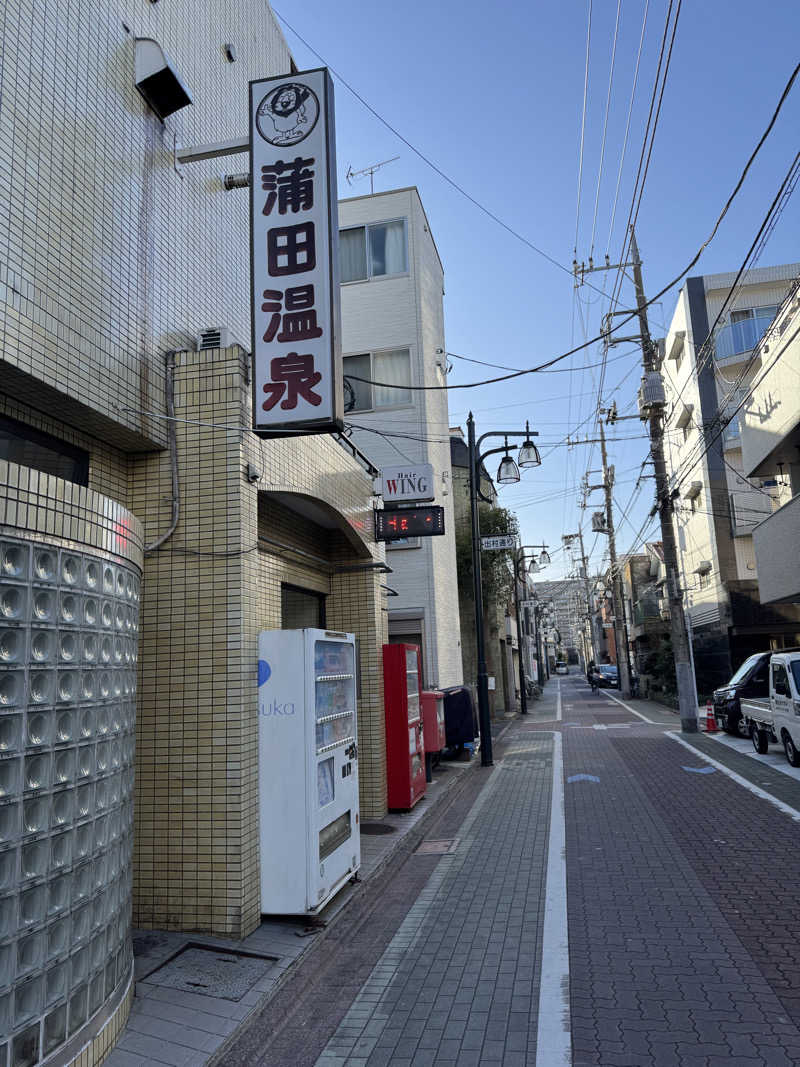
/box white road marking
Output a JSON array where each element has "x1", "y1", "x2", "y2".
[
  {"x1": 667, "y1": 732, "x2": 800, "y2": 821},
  {"x1": 711, "y1": 731, "x2": 800, "y2": 782},
  {"x1": 556, "y1": 678, "x2": 562, "y2": 722},
  {"x1": 599, "y1": 689, "x2": 660, "y2": 725},
  {"x1": 536, "y1": 730, "x2": 571, "y2": 1066}
]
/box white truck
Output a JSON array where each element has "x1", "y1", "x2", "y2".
[{"x1": 743, "y1": 651, "x2": 800, "y2": 766}]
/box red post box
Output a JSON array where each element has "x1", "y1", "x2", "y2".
[
  {"x1": 421, "y1": 690, "x2": 445, "y2": 783},
  {"x1": 383, "y1": 643, "x2": 426, "y2": 810}
]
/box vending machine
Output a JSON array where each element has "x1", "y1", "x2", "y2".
[
  {"x1": 258, "y1": 628, "x2": 360, "y2": 914},
  {"x1": 383, "y1": 643, "x2": 426, "y2": 810}
]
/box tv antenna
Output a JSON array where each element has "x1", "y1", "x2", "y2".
[{"x1": 345, "y1": 156, "x2": 400, "y2": 194}]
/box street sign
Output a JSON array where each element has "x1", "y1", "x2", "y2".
[
  {"x1": 602, "y1": 622, "x2": 613, "y2": 629},
  {"x1": 375, "y1": 506, "x2": 445, "y2": 542},
  {"x1": 250, "y1": 68, "x2": 343, "y2": 435},
  {"x1": 380, "y1": 464, "x2": 435, "y2": 503},
  {"x1": 481, "y1": 535, "x2": 514, "y2": 551}
]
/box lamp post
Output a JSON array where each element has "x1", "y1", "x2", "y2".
[
  {"x1": 467, "y1": 413, "x2": 540, "y2": 767},
  {"x1": 511, "y1": 543, "x2": 552, "y2": 714}
]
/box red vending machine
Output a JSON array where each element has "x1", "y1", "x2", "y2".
[{"x1": 383, "y1": 643, "x2": 426, "y2": 810}]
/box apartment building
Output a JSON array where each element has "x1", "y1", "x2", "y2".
[
  {"x1": 340, "y1": 189, "x2": 463, "y2": 691},
  {"x1": 741, "y1": 281, "x2": 800, "y2": 605},
  {"x1": 662, "y1": 264, "x2": 800, "y2": 692}
]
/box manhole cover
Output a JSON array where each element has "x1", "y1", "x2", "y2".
[
  {"x1": 360, "y1": 823, "x2": 396, "y2": 836},
  {"x1": 415, "y1": 838, "x2": 459, "y2": 854},
  {"x1": 145, "y1": 945, "x2": 276, "y2": 1001}
]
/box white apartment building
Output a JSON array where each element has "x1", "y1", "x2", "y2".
[
  {"x1": 339, "y1": 189, "x2": 463, "y2": 689},
  {"x1": 741, "y1": 281, "x2": 800, "y2": 605},
  {"x1": 662, "y1": 264, "x2": 800, "y2": 692}
]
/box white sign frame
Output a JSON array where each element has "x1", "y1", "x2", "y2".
[
  {"x1": 249, "y1": 68, "x2": 343, "y2": 435},
  {"x1": 380, "y1": 464, "x2": 435, "y2": 504},
  {"x1": 481, "y1": 535, "x2": 514, "y2": 551}
]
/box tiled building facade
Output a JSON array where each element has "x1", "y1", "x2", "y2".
[{"x1": 0, "y1": 4, "x2": 389, "y2": 1065}]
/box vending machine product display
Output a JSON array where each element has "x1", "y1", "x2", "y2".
[
  {"x1": 258, "y1": 628, "x2": 360, "y2": 914},
  {"x1": 383, "y1": 643, "x2": 426, "y2": 810}
]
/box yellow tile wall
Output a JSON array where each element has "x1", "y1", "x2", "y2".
[{"x1": 130, "y1": 346, "x2": 388, "y2": 939}]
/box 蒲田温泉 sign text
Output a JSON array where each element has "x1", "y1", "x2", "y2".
[{"x1": 250, "y1": 69, "x2": 343, "y2": 434}]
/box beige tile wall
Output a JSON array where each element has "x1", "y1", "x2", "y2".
[{"x1": 130, "y1": 346, "x2": 388, "y2": 939}]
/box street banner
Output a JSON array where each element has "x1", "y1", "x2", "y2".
[{"x1": 250, "y1": 68, "x2": 343, "y2": 435}]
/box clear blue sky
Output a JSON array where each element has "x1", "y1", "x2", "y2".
[{"x1": 275, "y1": 0, "x2": 800, "y2": 579}]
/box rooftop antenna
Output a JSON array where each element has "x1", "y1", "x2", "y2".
[{"x1": 345, "y1": 156, "x2": 400, "y2": 194}]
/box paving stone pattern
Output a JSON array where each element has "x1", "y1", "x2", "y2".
[
  {"x1": 314, "y1": 735, "x2": 554, "y2": 1067},
  {"x1": 563, "y1": 694, "x2": 800, "y2": 1067}
]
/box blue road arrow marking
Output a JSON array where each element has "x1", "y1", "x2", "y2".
[
  {"x1": 567, "y1": 774, "x2": 600, "y2": 783},
  {"x1": 682, "y1": 765, "x2": 715, "y2": 774}
]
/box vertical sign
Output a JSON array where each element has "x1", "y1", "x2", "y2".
[{"x1": 249, "y1": 68, "x2": 343, "y2": 435}]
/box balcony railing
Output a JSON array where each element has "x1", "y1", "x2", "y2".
[{"x1": 714, "y1": 311, "x2": 775, "y2": 361}]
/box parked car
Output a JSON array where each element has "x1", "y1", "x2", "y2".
[
  {"x1": 741, "y1": 651, "x2": 800, "y2": 765},
  {"x1": 712, "y1": 651, "x2": 771, "y2": 735},
  {"x1": 591, "y1": 664, "x2": 619, "y2": 689},
  {"x1": 555, "y1": 661, "x2": 568, "y2": 675}
]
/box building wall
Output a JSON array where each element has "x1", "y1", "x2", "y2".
[
  {"x1": 130, "y1": 347, "x2": 388, "y2": 938},
  {"x1": 339, "y1": 189, "x2": 462, "y2": 690},
  {"x1": 0, "y1": 0, "x2": 292, "y2": 453},
  {"x1": 0, "y1": 464, "x2": 142, "y2": 1067},
  {"x1": 663, "y1": 268, "x2": 800, "y2": 689}
]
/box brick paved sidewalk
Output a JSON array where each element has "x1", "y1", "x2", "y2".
[{"x1": 313, "y1": 735, "x2": 555, "y2": 1067}]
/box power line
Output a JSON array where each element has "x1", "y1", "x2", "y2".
[
  {"x1": 606, "y1": 0, "x2": 650, "y2": 253},
  {"x1": 589, "y1": 0, "x2": 623, "y2": 258},
  {"x1": 273, "y1": 7, "x2": 610, "y2": 298},
  {"x1": 346, "y1": 57, "x2": 800, "y2": 396},
  {"x1": 574, "y1": 0, "x2": 594, "y2": 256}
]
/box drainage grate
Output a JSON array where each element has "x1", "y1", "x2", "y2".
[
  {"x1": 415, "y1": 838, "x2": 459, "y2": 855},
  {"x1": 143, "y1": 944, "x2": 277, "y2": 1001},
  {"x1": 360, "y1": 822, "x2": 397, "y2": 836}
]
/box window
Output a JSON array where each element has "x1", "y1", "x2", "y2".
[
  {"x1": 387, "y1": 537, "x2": 421, "y2": 550},
  {"x1": 339, "y1": 220, "x2": 408, "y2": 282},
  {"x1": 0, "y1": 414, "x2": 89, "y2": 485},
  {"x1": 343, "y1": 349, "x2": 412, "y2": 412},
  {"x1": 281, "y1": 584, "x2": 326, "y2": 629},
  {"x1": 698, "y1": 571, "x2": 710, "y2": 589},
  {"x1": 772, "y1": 663, "x2": 790, "y2": 697}
]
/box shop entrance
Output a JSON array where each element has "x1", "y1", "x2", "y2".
[{"x1": 281, "y1": 583, "x2": 326, "y2": 629}]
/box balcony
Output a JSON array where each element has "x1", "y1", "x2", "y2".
[
  {"x1": 714, "y1": 310, "x2": 774, "y2": 363},
  {"x1": 752, "y1": 493, "x2": 800, "y2": 604}
]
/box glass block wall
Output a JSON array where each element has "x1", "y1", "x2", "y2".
[{"x1": 0, "y1": 535, "x2": 138, "y2": 1067}]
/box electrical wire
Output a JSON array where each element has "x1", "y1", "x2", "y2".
[
  {"x1": 606, "y1": 0, "x2": 650, "y2": 253},
  {"x1": 574, "y1": 0, "x2": 594, "y2": 256},
  {"x1": 589, "y1": 0, "x2": 623, "y2": 258},
  {"x1": 346, "y1": 57, "x2": 799, "y2": 395},
  {"x1": 273, "y1": 7, "x2": 610, "y2": 299}
]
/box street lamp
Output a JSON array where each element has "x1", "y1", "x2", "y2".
[{"x1": 467, "y1": 413, "x2": 541, "y2": 766}]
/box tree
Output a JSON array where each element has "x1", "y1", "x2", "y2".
[{"x1": 455, "y1": 504, "x2": 519, "y2": 612}]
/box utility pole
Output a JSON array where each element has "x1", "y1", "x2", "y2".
[
  {"x1": 563, "y1": 528, "x2": 595, "y2": 665},
  {"x1": 568, "y1": 433, "x2": 632, "y2": 697},
  {"x1": 629, "y1": 229, "x2": 698, "y2": 731},
  {"x1": 597, "y1": 420, "x2": 633, "y2": 700}
]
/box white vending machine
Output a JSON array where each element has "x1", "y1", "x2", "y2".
[{"x1": 258, "y1": 628, "x2": 361, "y2": 914}]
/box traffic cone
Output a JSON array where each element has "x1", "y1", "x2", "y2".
[{"x1": 705, "y1": 700, "x2": 717, "y2": 733}]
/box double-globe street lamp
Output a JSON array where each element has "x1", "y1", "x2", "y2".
[
  {"x1": 467, "y1": 413, "x2": 541, "y2": 767},
  {"x1": 510, "y1": 544, "x2": 551, "y2": 715}
]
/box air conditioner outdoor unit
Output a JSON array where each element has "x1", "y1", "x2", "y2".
[{"x1": 195, "y1": 326, "x2": 250, "y2": 353}]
